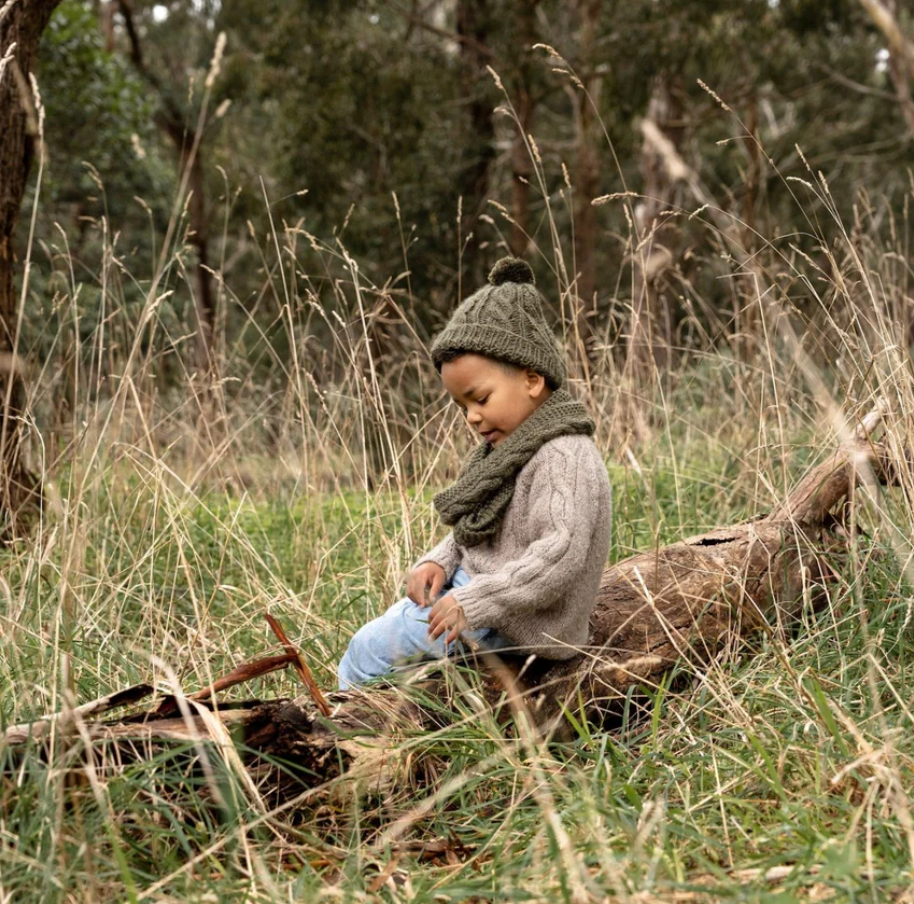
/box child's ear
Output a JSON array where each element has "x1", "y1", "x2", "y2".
[{"x1": 526, "y1": 369, "x2": 547, "y2": 398}]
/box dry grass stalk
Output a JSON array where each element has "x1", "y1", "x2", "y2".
[{"x1": 7, "y1": 405, "x2": 901, "y2": 815}]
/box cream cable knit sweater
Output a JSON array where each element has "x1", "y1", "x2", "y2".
[{"x1": 415, "y1": 434, "x2": 612, "y2": 660}]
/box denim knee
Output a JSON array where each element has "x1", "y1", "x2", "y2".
[
  {"x1": 337, "y1": 597, "x2": 443, "y2": 690},
  {"x1": 337, "y1": 566, "x2": 509, "y2": 690}
]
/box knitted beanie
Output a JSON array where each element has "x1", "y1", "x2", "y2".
[{"x1": 431, "y1": 258, "x2": 567, "y2": 389}]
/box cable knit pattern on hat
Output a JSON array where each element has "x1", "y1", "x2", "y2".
[
  {"x1": 431, "y1": 257, "x2": 567, "y2": 390},
  {"x1": 415, "y1": 434, "x2": 612, "y2": 660}
]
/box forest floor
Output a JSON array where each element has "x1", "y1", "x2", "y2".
[{"x1": 1, "y1": 364, "x2": 913, "y2": 904}]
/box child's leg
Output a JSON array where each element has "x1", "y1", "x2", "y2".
[
  {"x1": 337, "y1": 567, "x2": 513, "y2": 690},
  {"x1": 337, "y1": 595, "x2": 449, "y2": 690}
]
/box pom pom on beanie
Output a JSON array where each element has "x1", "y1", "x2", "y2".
[{"x1": 488, "y1": 257, "x2": 535, "y2": 286}]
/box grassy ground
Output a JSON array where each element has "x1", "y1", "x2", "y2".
[
  {"x1": 4, "y1": 79, "x2": 914, "y2": 897},
  {"x1": 2, "y1": 356, "x2": 913, "y2": 903}
]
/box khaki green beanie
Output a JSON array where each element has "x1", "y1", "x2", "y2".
[{"x1": 431, "y1": 258, "x2": 567, "y2": 389}]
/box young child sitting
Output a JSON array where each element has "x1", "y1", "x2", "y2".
[{"x1": 337, "y1": 257, "x2": 612, "y2": 690}]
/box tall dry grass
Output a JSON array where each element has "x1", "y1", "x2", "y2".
[{"x1": 2, "y1": 51, "x2": 914, "y2": 902}]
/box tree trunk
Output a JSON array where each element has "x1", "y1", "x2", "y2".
[
  {"x1": 629, "y1": 74, "x2": 685, "y2": 381},
  {"x1": 182, "y1": 141, "x2": 215, "y2": 375},
  {"x1": 115, "y1": 0, "x2": 216, "y2": 379},
  {"x1": 0, "y1": 0, "x2": 61, "y2": 537},
  {"x1": 510, "y1": 86, "x2": 534, "y2": 256},
  {"x1": 571, "y1": 0, "x2": 601, "y2": 366},
  {"x1": 508, "y1": 0, "x2": 538, "y2": 257},
  {"x1": 456, "y1": 0, "x2": 494, "y2": 292}
]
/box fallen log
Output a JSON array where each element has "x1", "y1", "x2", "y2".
[
  {"x1": 2, "y1": 683, "x2": 155, "y2": 745},
  {"x1": 4, "y1": 405, "x2": 900, "y2": 805},
  {"x1": 532, "y1": 405, "x2": 896, "y2": 724}
]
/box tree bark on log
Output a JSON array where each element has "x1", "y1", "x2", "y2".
[{"x1": 5, "y1": 408, "x2": 898, "y2": 805}]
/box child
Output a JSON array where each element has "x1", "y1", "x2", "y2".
[{"x1": 337, "y1": 257, "x2": 612, "y2": 690}]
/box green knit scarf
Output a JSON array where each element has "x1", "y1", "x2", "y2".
[{"x1": 433, "y1": 387, "x2": 595, "y2": 548}]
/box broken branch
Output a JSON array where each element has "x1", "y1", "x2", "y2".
[{"x1": 265, "y1": 612, "x2": 332, "y2": 717}]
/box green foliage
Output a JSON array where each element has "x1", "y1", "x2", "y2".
[
  {"x1": 217, "y1": 0, "x2": 479, "y2": 300},
  {"x1": 16, "y1": 0, "x2": 914, "y2": 385},
  {"x1": 21, "y1": 2, "x2": 175, "y2": 370},
  {"x1": 39, "y1": 1, "x2": 159, "y2": 211}
]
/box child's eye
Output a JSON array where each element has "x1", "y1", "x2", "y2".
[{"x1": 478, "y1": 396, "x2": 488, "y2": 405}]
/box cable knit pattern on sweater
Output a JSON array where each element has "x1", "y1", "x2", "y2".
[{"x1": 415, "y1": 434, "x2": 612, "y2": 660}]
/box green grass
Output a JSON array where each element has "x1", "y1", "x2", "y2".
[{"x1": 2, "y1": 400, "x2": 914, "y2": 903}]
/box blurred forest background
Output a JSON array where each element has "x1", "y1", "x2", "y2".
[{"x1": 3, "y1": 0, "x2": 914, "y2": 516}]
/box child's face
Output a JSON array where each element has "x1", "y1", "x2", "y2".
[{"x1": 440, "y1": 353, "x2": 551, "y2": 446}]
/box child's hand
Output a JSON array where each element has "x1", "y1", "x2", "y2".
[
  {"x1": 427, "y1": 593, "x2": 467, "y2": 645},
  {"x1": 406, "y1": 562, "x2": 446, "y2": 608}
]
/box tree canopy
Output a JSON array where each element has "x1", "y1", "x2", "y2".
[{"x1": 12, "y1": 0, "x2": 914, "y2": 389}]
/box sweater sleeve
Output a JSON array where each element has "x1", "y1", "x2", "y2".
[
  {"x1": 413, "y1": 531, "x2": 462, "y2": 577},
  {"x1": 450, "y1": 445, "x2": 602, "y2": 633}
]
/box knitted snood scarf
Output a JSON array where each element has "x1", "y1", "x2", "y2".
[{"x1": 433, "y1": 386, "x2": 595, "y2": 548}]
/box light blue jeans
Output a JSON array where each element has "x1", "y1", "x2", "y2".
[{"x1": 337, "y1": 566, "x2": 511, "y2": 690}]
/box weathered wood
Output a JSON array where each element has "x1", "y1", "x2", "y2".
[{"x1": 3, "y1": 683, "x2": 154, "y2": 745}]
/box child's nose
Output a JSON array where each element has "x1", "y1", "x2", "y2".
[{"x1": 467, "y1": 408, "x2": 482, "y2": 425}]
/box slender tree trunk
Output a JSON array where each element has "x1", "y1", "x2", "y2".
[
  {"x1": 115, "y1": 0, "x2": 215, "y2": 379},
  {"x1": 572, "y1": 0, "x2": 602, "y2": 366},
  {"x1": 0, "y1": 0, "x2": 61, "y2": 536},
  {"x1": 509, "y1": 0, "x2": 538, "y2": 257},
  {"x1": 735, "y1": 89, "x2": 762, "y2": 363},
  {"x1": 456, "y1": 0, "x2": 494, "y2": 292},
  {"x1": 858, "y1": 0, "x2": 914, "y2": 139},
  {"x1": 863, "y1": 0, "x2": 914, "y2": 346},
  {"x1": 510, "y1": 80, "x2": 534, "y2": 257},
  {"x1": 183, "y1": 144, "x2": 215, "y2": 374},
  {"x1": 629, "y1": 74, "x2": 684, "y2": 380}
]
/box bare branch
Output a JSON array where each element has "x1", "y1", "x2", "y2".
[
  {"x1": 859, "y1": 0, "x2": 914, "y2": 80},
  {"x1": 858, "y1": 0, "x2": 914, "y2": 138},
  {"x1": 384, "y1": 0, "x2": 493, "y2": 59},
  {"x1": 115, "y1": 0, "x2": 183, "y2": 132}
]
